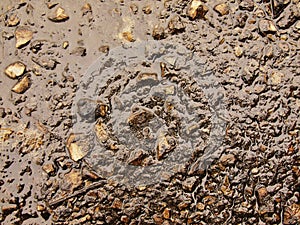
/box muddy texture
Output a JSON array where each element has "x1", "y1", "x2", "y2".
[{"x1": 0, "y1": 0, "x2": 299, "y2": 224}]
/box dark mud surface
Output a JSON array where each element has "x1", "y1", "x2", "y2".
[{"x1": 0, "y1": 0, "x2": 299, "y2": 224}]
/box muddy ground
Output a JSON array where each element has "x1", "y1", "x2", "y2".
[{"x1": 0, "y1": 0, "x2": 299, "y2": 224}]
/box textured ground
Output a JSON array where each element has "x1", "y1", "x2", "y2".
[{"x1": 0, "y1": 0, "x2": 299, "y2": 224}]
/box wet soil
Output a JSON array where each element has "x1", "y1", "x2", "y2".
[{"x1": 0, "y1": 0, "x2": 299, "y2": 224}]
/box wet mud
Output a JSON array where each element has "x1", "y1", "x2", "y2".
[{"x1": 0, "y1": 0, "x2": 299, "y2": 224}]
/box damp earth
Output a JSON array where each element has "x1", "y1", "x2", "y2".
[{"x1": 0, "y1": 0, "x2": 300, "y2": 224}]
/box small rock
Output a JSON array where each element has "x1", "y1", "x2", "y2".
[
  {"x1": 5, "y1": 14, "x2": 20, "y2": 27},
  {"x1": 121, "y1": 215, "x2": 129, "y2": 223},
  {"x1": 95, "y1": 121, "x2": 109, "y2": 142},
  {"x1": 127, "y1": 149, "x2": 147, "y2": 166},
  {"x1": 1, "y1": 204, "x2": 17, "y2": 214},
  {"x1": 67, "y1": 142, "x2": 86, "y2": 161},
  {"x1": 66, "y1": 134, "x2": 87, "y2": 161},
  {"x1": 182, "y1": 177, "x2": 197, "y2": 192},
  {"x1": 162, "y1": 208, "x2": 171, "y2": 219},
  {"x1": 153, "y1": 214, "x2": 163, "y2": 224},
  {"x1": 219, "y1": 153, "x2": 236, "y2": 166},
  {"x1": 122, "y1": 31, "x2": 135, "y2": 42},
  {"x1": 196, "y1": 203, "x2": 205, "y2": 210},
  {"x1": 48, "y1": 7, "x2": 69, "y2": 22},
  {"x1": 36, "y1": 204, "x2": 45, "y2": 211},
  {"x1": 81, "y1": 3, "x2": 92, "y2": 16},
  {"x1": 177, "y1": 201, "x2": 189, "y2": 210},
  {"x1": 42, "y1": 163, "x2": 55, "y2": 174},
  {"x1": 156, "y1": 133, "x2": 176, "y2": 160},
  {"x1": 239, "y1": 0, "x2": 254, "y2": 11},
  {"x1": 70, "y1": 47, "x2": 87, "y2": 56},
  {"x1": 221, "y1": 175, "x2": 233, "y2": 196},
  {"x1": 234, "y1": 46, "x2": 243, "y2": 57},
  {"x1": 62, "y1": 41, "x2": 69, "y2": 49},
  {"x1": 251, "y1": 167, "x2": 259, "y2": 174},
  {"x1": 295, "y1": 21, "x2": 300, "y2": 30},
  {"x1": 214, "y1": 3, "x2": 230, "y2": 16},
  {"x1": 188, "y1": 0, "x2": 208, "y2": 20},
  {"x1": 137, "y1": 73, "x2": 158, "y2": 81},
  {"x1": 236, "y1": 12, "x2": 248, "y2": 27},
  {"x1": 4, "y1": 62, "x2": 26, "y2": 79},
  {"x1": 12, "y1": 75, "x2": 30, "y2": 94},
  {"x1": 152, "y1": 25, "x2": 165, "y2": 40},
  {"x1": 95, "y1": 103, "x2": 109, "y2": 118},
  {"x1": 130, "y1": 4, "x2": 138, "y2": 14},
  {"x1": 15, "y1": 26, "x2": 33, "y2": 48},
  {"x1": 269, "y1": 71, "x2": 284, "y2": 85},
  {"x1": 61, "y1": 169, "x2": 82, "y2": 192},
  {"x1": 258, "y1": 19, "x2": 277, "y2": 34},
  {"x1": 98, "y1": 45, "x2": 109, "y2": 53},
  {"x1": 111, "y1": 198, "x2": 123, "y2": 209},
  {"x1": 128, "y1": 107, "x2": 154, "y2": 126},
  {"x1": 168, "y1": 15, "x2": 185, "y2": 34},
  {"x1": 30, "y1": 40, "x2": 45, "y2": 53},
  {"x1": 256, "y1": 186, "x2": 268, "y2": 202},
  {"x1": 32, "y1": 55, "x2": 57, "y2": 70},
  {"x1": 142, "y1": 5, "x2": 152, "y2": 14}
]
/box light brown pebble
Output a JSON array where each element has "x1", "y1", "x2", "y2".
[
  {"x1": 4, "y1": 62, "x2": 26, "y2": 79},
  {"x1": 48, "y1": 7, "x2": 69, "y2": 22},
  {"x1": 12, "y1": 75, "x2": 30, "y2": 94},
  {"x1": 214, "y1": 3, "x2": 230, "y2": 16},
  {"x1": 15, "y1": 26, "x2": 33, "y2": 48}
]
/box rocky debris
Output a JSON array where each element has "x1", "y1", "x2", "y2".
[
  {"x1": 187, "y1": 0, "x2": 208, "y2": 20},
  {"x1": 269, "y1": 71, "x2": 284, "y2": 85},
  {"x1": 127, "y1": 107, "x2": 154, "y2": 127},
  {"x1": 30, "y1": 40, "x2": 47, "y2": 53},
  {"x1": 60, "y1": 169, "x2": 82, "y2": 192},
  {"x1": 152, "y1": 25, "x2": 165, "y2": 40},
  {"x1": 5, "y1": 14, "x2": 20, "y2": 27},
  {"x1": 256, "y1": 186, "x2": 268, "y2": 203},
  {"x1": 95, "y1": 121, "x2": 109, "y2": 143},
  {"x1": 32, "y1": 55, "x2": 57, "y2": 70},
  {"x1": 142, "y1": 5, "x2": 152, "y2": 14},
  {"x1": 4, "y1": 62, "x2": 26, "y2": 79},
  {"x1": 12, "y1": 75, "x2": 31, "y2": 94},
  {"x1": 236, "y1": 12, "x2": 248, "y2": 27},
  {"x1": 1, "y1": 204, "x2": 17, "y2": 214},
  {"x1": 62, "y1": 41, "x2": 69, "y2": 49},
  {"x1": 168, "y1": 15, "x2": 185, "y2": 34},
  {"x1": 70, "y1": 47, "x2": 87, "y2": 56},
  {"x1": 156, "y1": 133, "x2": 176, "y2": 160},
  {"x1": 137, "y1": 73, "x2": 158, "y2": 81},
  {"x1": 66, "y1": 134, "x2": 88, "y2": 162},
  {"x1": 277, "y1": 3, "x2": 300, "y2": 29},
  {"x1": 42, "y1": 163, "x2": 55, "y2": 175},
  {"x1": 239, "y1": 0, "x2": 255, "y2": 11},
  {"x1": 121, "y1": 31, "x2": 135, "y2": 42},
  {"x1": 81, "y1": 3, "x2": 92, "y2": 16},
  {"x1": 48, "y1": 7, "x2": 69, "y2": 22},
  {"x1": 258, "y1": 19, "x2": 277, "y2": 34},
  {"x1": 234, "y1": 46, "x2": 243, "y2": 57},
  {"x1": 182, "y1": 177, "x2": 197, "y2": 192},
  {"x1": 98, "y1": 45, "x2": 109, "y2": 53},
  {"x1": 219, "y1": 153, "x2": 236, "y2": 166},
  {"x1": 95, "y1": 103, "x2": 109, "y2": 118},
  {"x1": 214, "y1": 3, "x2": 230, "y2": 16},
  {"x1": 284, "y1": 203, "x2": 300, "y2": 224},
  {"x1": 127, "y1": 149, "x2": 148, "y2": 166},
  {"x1": 130, "y1": 4, "x2": 139, "y2": 14},
  {"x1": 15, "y1": 26, "x2": 33, "y2": 48}
]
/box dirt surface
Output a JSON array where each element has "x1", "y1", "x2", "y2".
[{"x1": 0, "y1": 0, "x2": 299, "y2": 224}]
